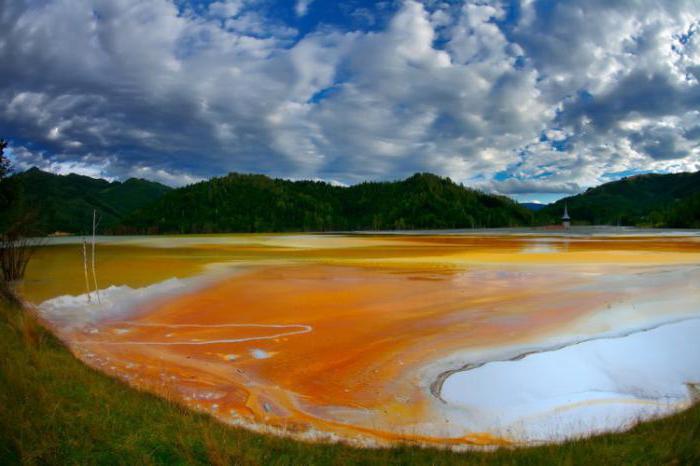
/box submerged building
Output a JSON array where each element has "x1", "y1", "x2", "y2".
[{"x1": 562, "y1": 203, "x2": 571, "y2": 229}]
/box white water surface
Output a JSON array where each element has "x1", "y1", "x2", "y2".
[
  {"x1": 35, "y1": 267, "x2": 232, "y2": 327},
  {"x1": 441, "y1": 318, "x2": 700, "y2": 442}
]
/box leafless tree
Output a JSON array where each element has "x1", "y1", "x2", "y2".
[
  {"x1": 82, "y1": 238, "x2": 93, "y2": 303},
  {"x1": 91, "y1": 210, "x2": 101, "y2": 303},
  {"x1": 0, "y1": 141, "x2": 43, "y2": 300},
  {"x1": 0, "y1": 214, "x2": 41, "y2": 286}
]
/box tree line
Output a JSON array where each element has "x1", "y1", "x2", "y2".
[
  {"x1": 535, "y1": 171, "x2": 700, "y2": 228},
  {"x1": 120, "y1": 172, "x2": 534, "y2": 234}
]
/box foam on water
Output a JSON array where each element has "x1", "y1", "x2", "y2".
[
  {"x1": 251, "y1": 349, "x2": 271, "y2": 359},
  {"x1": 36, "y1": 275, "x2": 215, "y2": 328}
]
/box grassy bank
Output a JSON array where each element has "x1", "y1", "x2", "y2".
[{"x1": 1, "y1": 300, "x2": 699, "y2": 465}]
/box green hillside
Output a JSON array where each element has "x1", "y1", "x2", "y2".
[
  {"x1": 121, "y1": 172, "x2": 533, "y2": 234},
  {"x1": 537, "y1": 171, "x2": 700, "y2": 227},
  {"x1": 0, "y1": 168, "x2": 171, "y2": 235},
  {"x1": 663, "y1": 191, "x2": 700, "y2": 228},
  {"x1": 8, "y1": 167, "x2": 698, "y2": 235}
]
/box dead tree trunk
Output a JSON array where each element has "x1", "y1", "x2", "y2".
[
  {"x1": 91, "y1": 209, "x2": 101, "y2": 304},
  {"x1": 82, "y1": 238, "x2": 92, "y2": 303},
  {"x1": 0, "y1": 231, "x2": 39, "y2": 284}
]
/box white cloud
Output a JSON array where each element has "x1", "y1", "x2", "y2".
[
  {"x1": 208, "y1": 1, "x2": 245, "y2": 19},
  {"x1": 295, "y1": 0, "x2": 314, "y2": 18},
  {"x1": 0, "y1": 0, "x2": 699, "y2": 197}
]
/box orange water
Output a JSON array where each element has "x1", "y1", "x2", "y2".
[{"x1": 23, "y1": 234, "x2": 700, "y2": 447}]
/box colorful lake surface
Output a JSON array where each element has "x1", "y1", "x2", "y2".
[{"x1": 22, "y1": 231, "x2": 700, "y2": 448}]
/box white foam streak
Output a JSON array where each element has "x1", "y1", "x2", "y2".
[
  {"x1": 36, "y1": 275, "x2": 215, "y2": 327},
  {"x1": 83, "y1": 322, "x2": 312, "y2": 346}
]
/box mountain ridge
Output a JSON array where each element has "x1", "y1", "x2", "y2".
[
  {"x1": 520, "y1": 202, "x2": 547, "y2": 211},
  {"x1": 120, "y1": 171, "x2": 533, "y2": 234},
  {"x1": 0, "y1": 167, "x2": 172, "y2": 234},
  {"x1": 3, "y1": 168, "x2": 699, "y2": 234},
  {"x1": 536, "y1": 171, "x2": 700, "y2": 228}
]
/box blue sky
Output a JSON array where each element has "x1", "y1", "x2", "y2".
[{"x1": 1, "y1": 0, "x2": 699, "y2": 203}]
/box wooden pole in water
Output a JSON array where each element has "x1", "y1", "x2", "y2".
[
  {"x1": 82, "y1": 238, "x2": 92, "y2": 304},
  {"x1": 91, "y1": 210, "x2": 101, "y2": 304}
]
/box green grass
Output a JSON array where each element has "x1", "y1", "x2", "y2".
[{"x1": 1, "y1": 299, "x2": 699, "y2": 465}]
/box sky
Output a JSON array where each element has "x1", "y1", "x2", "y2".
[{"x1": 1, "y1": 0, "x2": 699, "y2": 203}]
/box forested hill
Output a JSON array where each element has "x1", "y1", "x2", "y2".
[
  {"x1": 536, "y1": 171, "x2": 700, "y2": 228},
  {"x1": 520, "y1": 202, "x2": 546, "y2": 211},
  {"x1": 0, "y1": 167, "x2": 171, "y2": 234},
  {"x1": 121, "y1": 172, "x2": 533, "y2": 233},
  {"x1": 5, "y1": 167, "x2": 698, "y2": 234}
]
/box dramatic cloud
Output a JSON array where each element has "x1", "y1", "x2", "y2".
[{"x1": 1, "y1": 0, "x2": 699, "y2": 200}]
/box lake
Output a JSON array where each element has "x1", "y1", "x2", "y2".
[{"x1": 21, "y1": 231, "x2": 700, "y2": 448}]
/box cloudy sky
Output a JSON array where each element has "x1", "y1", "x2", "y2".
[{"x1": 1, "y1": 0, "x2": 699, "y2": 202}]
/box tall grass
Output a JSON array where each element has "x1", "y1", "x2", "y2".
[{"x1": 0, "y1": 299, "x2": 698, "y2": 465}]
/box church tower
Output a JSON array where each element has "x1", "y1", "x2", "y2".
[{"x1": 562, "y1": 203, "x2": 571, "y2": 229}]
